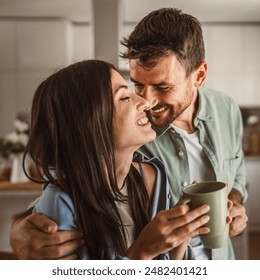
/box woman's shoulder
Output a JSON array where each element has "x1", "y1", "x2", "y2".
[
  {"x1": 132, "y1": 161, "x2": 156, "y2": 198},
  {"x1": 39, "y1": 185, "x2": 74, "y2": 208},
  {"x1": 133, "y1": 153, "x2": 171, "y2": 215},
  {"x1": 34, "y1": 184, "x2": 77, "y2": 230},
  {"x1": 133, "y1": 152, "x2": 167, "y2": 177},
  {"x1": 133, "y1": 153, "x2": 168, "y2": 198}
]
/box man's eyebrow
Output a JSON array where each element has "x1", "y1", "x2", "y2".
[{"x1": 153, "y1": 82, "x2": 169, "y2": 86}]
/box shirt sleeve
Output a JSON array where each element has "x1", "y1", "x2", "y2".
[
  {"x1": 33, "y1": 186, "x2": 92, "y2": 259},
  {"x1": 33, "y1": 185, "x2": 78, "y2": 231},
  {"x1": 231, "y1": 102, "x2": 248, "y2": 203}
]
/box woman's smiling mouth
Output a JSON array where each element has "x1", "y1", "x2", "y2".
[{"x1": 137, "y1": 116, "x2": 150, "y2": 126}]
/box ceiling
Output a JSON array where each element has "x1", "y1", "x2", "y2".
[{"x1": 0, "y1": 0, "x2": 260, "y2": 22}]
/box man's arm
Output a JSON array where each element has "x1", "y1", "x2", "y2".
[{"x1": 10, "y1": 211, "x2": 84, "y2": 259}]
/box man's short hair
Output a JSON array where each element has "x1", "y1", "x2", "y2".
[{"x1": 121, "y1": 7, "x2": 205, "y2": 76}]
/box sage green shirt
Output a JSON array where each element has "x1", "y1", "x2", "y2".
[{"x1": 138, "y1": 87, "x2": 247, "y2": 260}]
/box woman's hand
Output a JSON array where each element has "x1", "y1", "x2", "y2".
[{"x1": 126, "y1": 203, "x2": 210, "y2": 260}]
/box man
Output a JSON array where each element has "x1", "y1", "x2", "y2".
[{"x1": 10, "y1": 8, "x2": 247, "y2": 260}]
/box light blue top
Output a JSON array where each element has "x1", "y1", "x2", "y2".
[
  {"x1": 34, "y1": 156, "x2": 193, "y2": 259},
  {"x1": 138, "y1": 87, "x2": 247, "y2": 260}
]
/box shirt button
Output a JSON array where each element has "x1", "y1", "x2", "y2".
[
  {"x1": 182, "y1": 181, "x2": 189, "y2": 187},
  {"x1": 178, "y1": 150, "x2": 184, "y2": 157}
]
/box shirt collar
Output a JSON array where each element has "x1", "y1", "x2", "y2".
[{"x1": 195, "y1": 88, "x2": 213, "y2": 122}]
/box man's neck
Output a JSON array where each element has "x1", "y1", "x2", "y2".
[
  {"x1": 172, "y1": 120, "x2": 197, "y2": 134},
  {"x1": 172, "y1": 89, "x2": 199, "y2": 134}
]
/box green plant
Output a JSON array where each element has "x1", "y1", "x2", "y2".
[{"x1": 0, "y1": 120, "x2": 29, "y2": 159}]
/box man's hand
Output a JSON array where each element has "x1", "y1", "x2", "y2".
[
  {"x1": 228, "y1": 189, "x2": 248, "y2": 237},
  {"x1": 10, "y1": 212, "x2": 84, "y2": 259}
]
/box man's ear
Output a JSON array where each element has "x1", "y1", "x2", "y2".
[{"x1": 194, "y1": 61, "x2": 207, "y2": 88}]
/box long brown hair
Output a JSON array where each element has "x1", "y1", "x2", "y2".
[{"x1": 24, "y1": 60, "x2": 150, "y2": 259}]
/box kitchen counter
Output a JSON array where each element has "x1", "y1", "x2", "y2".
[{"x1": 0, "y1": 181, "x2": 41, "y2": 192}]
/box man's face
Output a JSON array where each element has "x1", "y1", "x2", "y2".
[{"x1": 129, "y1": 54, "x2": 197, "y2": 128}]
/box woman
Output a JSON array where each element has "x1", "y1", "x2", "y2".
[{"x1": 24, "y1": 60, "x2": 210, "y2": 260}]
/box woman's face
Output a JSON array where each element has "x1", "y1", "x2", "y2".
[{"x1": 111, "y1": 69, "x2": 156, "y2": 151}]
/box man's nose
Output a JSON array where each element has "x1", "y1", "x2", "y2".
[
  {"x1": 136, "y1": 96, "x2": 150, "y2": 111},
  {"x1": 142, "y1": 87, "x2": 157, "y2": 108}
]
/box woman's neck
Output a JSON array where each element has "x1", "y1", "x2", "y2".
[{"x1": 114, "y1": 151, "x2": 133, "y2": 189}]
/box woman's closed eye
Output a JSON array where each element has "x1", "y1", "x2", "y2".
[{"x1": 120, "y1": 96, "x2": 130, "y2": 102}]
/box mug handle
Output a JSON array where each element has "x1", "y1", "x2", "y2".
[{"x1": 178, "y1": 197, "x2": 191, "y2": 205}]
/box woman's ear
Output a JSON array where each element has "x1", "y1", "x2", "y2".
[{"x1": 194, "y1": 61, "x2": 208, "y2": 88}]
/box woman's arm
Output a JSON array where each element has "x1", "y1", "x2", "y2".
[
  {"x1": 131, "y1": 160, "x2": 210, "y2": 260},
  {"x1": 126, "y1": 203, "x2": 210, "y2": 260}
]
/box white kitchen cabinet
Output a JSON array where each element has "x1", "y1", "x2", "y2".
[
  {"x1": 0, "y1": 19, "x2": 72, "y2": 136},
  {"x1": 0, "y1": 21, "x2": 16, "y2": 70},
  {"x1": 72, "y1": 24, "x2": 94, "y2": 63},
  {"x1": 0, "y1": 72, "x2": 17, "y2": 134},
  {"x1": 16, "y1": 20, "x2": 72, "y2": 70},
  {"x1": 0, "y1": 18, "x2": 94, "y2": 136},
  {"x1": 17, "y1": 70, "x2": 51, "y2": 113},
  {"x1": 202, "y1": 24, "x2": 260, "y2": 106},
  {"x1": 244, "y1": 26, "x2": 260, "y2": 73},
  {"x1": 206, "y1": 25, "x2": 244, "y2": 74}
]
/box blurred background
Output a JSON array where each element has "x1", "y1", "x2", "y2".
[{"x1": 0, "y1": 0, "x2": 260, "y2": 259}]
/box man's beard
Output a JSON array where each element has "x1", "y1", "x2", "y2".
[
  {"x1": 147, "y1": 110, "x2": 175, "y2": 129},
  {"x1": 146, "y1": 104, "x2": 189, "y2": 129}
]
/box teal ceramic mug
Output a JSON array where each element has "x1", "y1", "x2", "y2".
[{"x1": 182, "y1": 181, "x2": 229, "y2": 249}]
